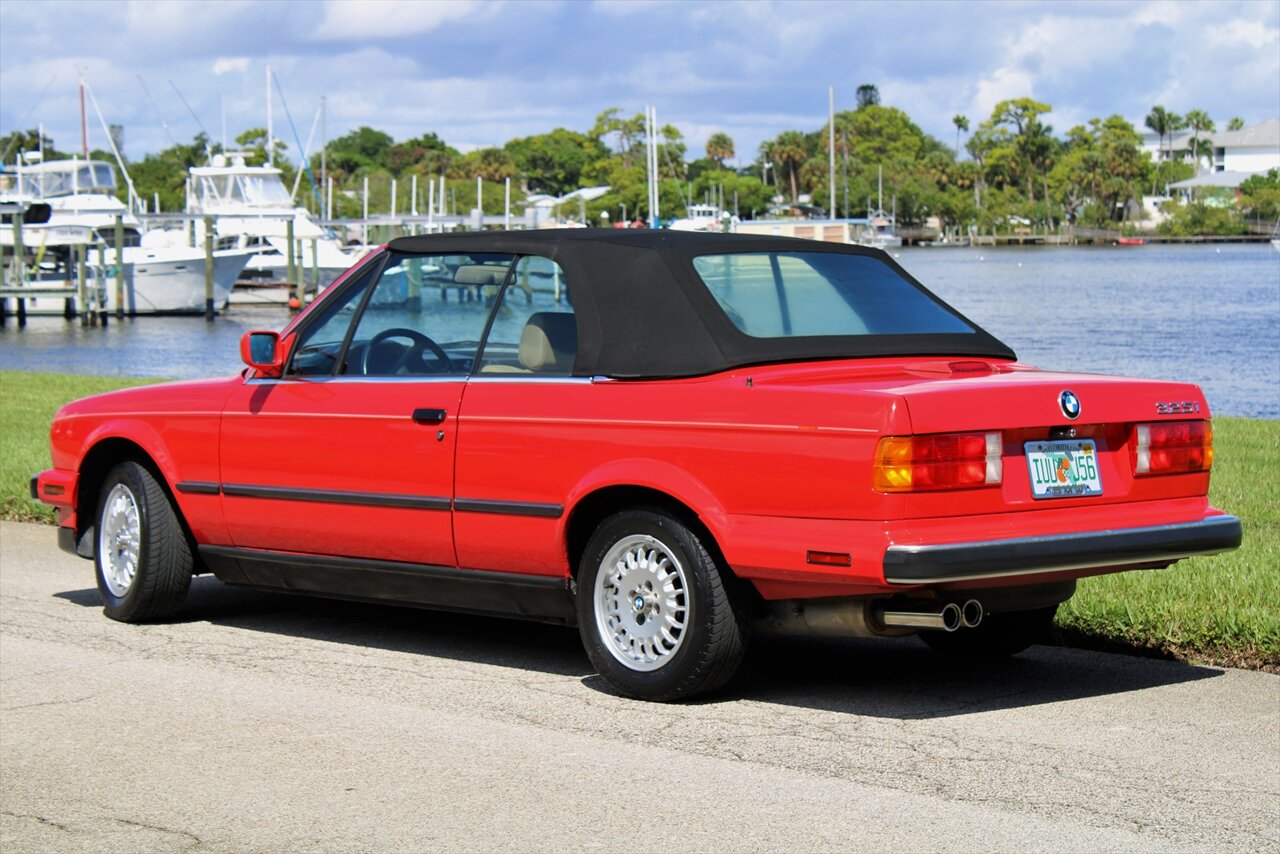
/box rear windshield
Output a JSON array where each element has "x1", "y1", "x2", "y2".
[{"x1": 691, "y1": 252, "x2": 973, "y2": 338}]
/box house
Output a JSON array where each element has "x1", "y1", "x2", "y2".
[{"x1": 1208, "y1": 118, "x2": 1280, "y2": 173}]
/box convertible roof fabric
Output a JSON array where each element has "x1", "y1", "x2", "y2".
[{"x1": 385, "y1": 229, "x2": 1016, "y2": 378}]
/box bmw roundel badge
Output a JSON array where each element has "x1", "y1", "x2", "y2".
[{"x1": 1059, "y1": 389, "x2": 1081, "y2": 420}]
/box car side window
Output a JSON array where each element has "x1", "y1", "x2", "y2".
[
  {"x1": 287, "y1": 259, "x2": 382, "y2": 377},
  {"x1": 346, "y1": 252, "x2": 515, "y2": 377},
  {"x1": 475, "y1": 256, "x2": 577, "y2": 376}
]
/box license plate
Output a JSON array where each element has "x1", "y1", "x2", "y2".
[{"x1": 1025, "y1": 439, "x2": 1103, "y2": 499}]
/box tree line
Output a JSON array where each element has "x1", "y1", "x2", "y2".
[{"x1": 3, "y1": 86, "x2": 1276, "y2": 234}]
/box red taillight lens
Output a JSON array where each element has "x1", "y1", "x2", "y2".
[
  {"x1": 1132, "y1": 420, "x2": 1213, "y2": 475},
  {"x1": 873, "y1": 431, "x2": 1003, "y2": 492}
]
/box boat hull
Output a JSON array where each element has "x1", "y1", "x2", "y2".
[{"x1": 106, "y1": 248, "x2": 254, "y2": 315}]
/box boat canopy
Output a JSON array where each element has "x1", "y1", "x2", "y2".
[
  {"x1": 190, "y1": 170, "x2": 293, "y2": 211},
  {"x1": 12, "y1": 160, "x2": 117, "y2": 199}
]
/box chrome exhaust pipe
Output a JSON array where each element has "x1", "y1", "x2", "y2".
[
  {"x1": 879, "y1": 601, "x2": 963, "y2": 632},
  {"x1": 961, "y1": 599, "x2": 984, "y2": 629}
]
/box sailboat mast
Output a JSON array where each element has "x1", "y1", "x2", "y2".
[
  {"x1": 266, "y1": 63, "x2": 273, "y2": 166},
  {"x1": 79, "y1": 78, "x2": 89, "y2": 158},
  {"x1": 828, "y1": 85, "x2": 835, "y2": 219}
]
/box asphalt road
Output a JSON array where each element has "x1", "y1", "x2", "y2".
[{"x1": 2, "y1": 520, "x2": 1277, "y2": 852}]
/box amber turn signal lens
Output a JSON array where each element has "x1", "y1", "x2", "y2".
[{"x1": 873, "y1": 431, "x2": 1003, "y2": 493}]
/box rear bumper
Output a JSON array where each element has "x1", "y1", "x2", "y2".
[{"x1": 883, "y1": 515, "x2": 1242, "y2": 584}]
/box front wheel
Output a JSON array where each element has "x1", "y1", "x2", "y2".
[
  {"x1": 95, "y1": 461, "x2": 193, "y2": 623},
  {"x1": 577, "y1": 509, "x2": 748, "y2": 701},
  {"x1": 919, "y1": 605, "x2": 1058, "y2": 658}
]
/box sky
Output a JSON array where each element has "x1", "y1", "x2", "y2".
[{"x1": 1, "y1": 0, "x2": 1277, "y2": 168}]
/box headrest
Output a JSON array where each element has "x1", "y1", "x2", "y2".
[
  {"x1": 453, "y1": 264, "x2": 507, "y2": 286},
  {"x1": 519, "y1": 312, "x2": 577, "y2": 373}
]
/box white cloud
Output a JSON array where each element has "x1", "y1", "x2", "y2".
[
  {"x1": 310, "y1": 0, "x2": 494, "y2": 40},
  {"x1": 212, "y1": 57, "x2": 250, "y2": 76}
]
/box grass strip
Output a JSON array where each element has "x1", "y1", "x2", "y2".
[
  {"x1": 1, "y1": 371, "x2": 156, "y2": 522},
  {"x1": 1, "y1": 370, "x2": 1276, "y2": 669},
  {"x1": 1056, "y1": 416, "x2": 1279, "y2": 671}
]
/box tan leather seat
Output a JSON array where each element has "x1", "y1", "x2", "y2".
[{"x1": 519, "y1": 313, "x2": 577, "y2": 373}]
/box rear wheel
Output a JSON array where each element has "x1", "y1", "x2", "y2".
[
  {"x1": 95, "y1": 461, "x2": 192, "y2": 623},
  {"x1": 919, "y1": 605, "x2": 1057, "y2": 658},
  {"x1": 577, "y1": 509, "x2": 747, "y2": 701}
]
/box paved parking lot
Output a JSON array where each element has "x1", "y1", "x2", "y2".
[{"x1": 2, "y1": 520, "x2": 1277, "y2": 852}]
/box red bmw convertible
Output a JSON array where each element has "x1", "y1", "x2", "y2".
[{"x1": 33, "y1": 230, "x2": 1242, "y2": 700}]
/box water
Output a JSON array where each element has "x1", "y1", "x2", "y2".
[{"x1": 2, "y1": 243, "x2": 1277, "y2": 418}]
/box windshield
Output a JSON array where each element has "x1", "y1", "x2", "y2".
[{"x1": 691, "y1": 252, "x2": 973, "y2": 338}]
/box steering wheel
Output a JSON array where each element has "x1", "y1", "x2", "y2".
[{"x1": 360, "y1": 327, "x2": 451, "y2": 375}]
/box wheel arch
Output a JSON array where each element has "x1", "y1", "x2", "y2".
[
  {"x1": 75, "y1": 436, "x2": 196, "y2": 561},
  {"x1": 564, "y1": 484, "x2": 736, "y2": 586}
]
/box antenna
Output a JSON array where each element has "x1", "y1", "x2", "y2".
[{"x1": 136, "y1": 75, "x2": 176, "y2": 147}]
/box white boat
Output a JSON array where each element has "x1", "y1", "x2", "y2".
[
  {"x1": 174, "y1": 153, "x2": 358, "y2": 289},
  {"x1": 855, "y1": 210, "x2": 903, "y2": 249},
  {"x1": 670, "y1": 203, "x2": 729, "y2": 232},
  {"x1": 2, "y1": 157, "x2": 253, "y2": 314}
]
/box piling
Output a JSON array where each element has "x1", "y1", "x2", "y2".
[
  {"x1": 75, "y1": 244, "x2": 86, "y2": 323},
  {"x1": 204, "y1": 215, "x2": 215, "y2": 321},
  {"x1": 114, "y1": 214, "x2": 124, "y2": 318},
  {"x1": 286, "y1": 218, "x2": 296, "y2": 295},
  {"x1": 293, "y1": 237, "x2": 304, "y2": 308},
  {"x1": 97, "y1": 243, "x2": 108, "y2": 326},
  {"x1": 310, "y1": 238, "x2": 319, "y2": 297}
]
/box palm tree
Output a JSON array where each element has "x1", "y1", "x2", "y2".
[
  {"x1": 1144, "y1": 106, "x2": 1174, "y2": 164},
  {"x1": 1183, "y1": 109, "x2": 1216, "y2": 173},
  {"x1": 770, "y1": 131, "x2": 808, "y2": 203},
  {"x1": 952, "y1": 114, "x2": 969, "y2": 158},
  {"x1": 705, "y1": 132, "x2": 735, "y2": 167}
]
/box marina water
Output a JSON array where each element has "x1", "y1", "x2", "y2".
[{"x1": 2, "y1": 243, "x2": 1277, "y2": 419}]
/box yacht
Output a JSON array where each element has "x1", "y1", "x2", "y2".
[
  {"x1": 2, "y1": 157, "x2": 253, "y2": 314},
  {"x1": 177, "y1": 153, "x2": 359, "y2": 289}
]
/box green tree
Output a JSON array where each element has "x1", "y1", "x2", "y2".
[
  {"x1": 984, "y1": 98, "x2": 1054, "y2": 200},
  {"x1": 1238, "y1": 168, "x2": 1280, "y2": 222},
  {"x1": 855, "y1": 84, "x2": 880, "y2": 109},
  {"x1": 952, "y1": 114, "x2": 969, "y2": 157},
  {"x1": 1227, "y1": 117, "x2": 1245, "y2": 132},
  {"x1": 387, "y1": 132, "x2": 456, "y2": 176},
  {"x1": 590, "y1": 107, "x2": 645, "y2": 168},
  {"x1": 451, "y1": 147, "x2": 516, "y2": 182},
  {"x1": 705, "y1": 132, "x2": 735, "y2": 166},
  {"x1": 325, "y1": 126, "x2": 394, "y2": 176},
  {"x1": 1182, "y1": 109, "x2": 1215, "y2": 172},
  {"x1": 0, "y1": 128, "x2": 64, "y2": 165},
  {"x1": 505, "y1": 128, "x2": 608, "y2": 195},
  {"x1": 1144, "y1": 106, "x2": 1176, "y2": 168},
  {"x1": 769, "y1": 130, "x2": 808, "y2": 202}
]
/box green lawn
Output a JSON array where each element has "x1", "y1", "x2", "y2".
[
  {"x1": 1056, "y1": 416, "x2": 1279, "y2": 671},
  {"x1": 0, "y1": 371, "x2": 156, "y2": 522},
  {"x1": 2, "y1": 370, "x2": 1275, "y2": 669}
]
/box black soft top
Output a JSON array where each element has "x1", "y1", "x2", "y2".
[{"x1": 385, "y1": 229, "x2": 1015, "y2": 378}]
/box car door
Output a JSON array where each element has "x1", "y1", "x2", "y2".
[
  {"x1": 219, "y1": 249, "x2": 514, "y2": 565},
  {"x1": 453, "y1": 255, "x2": 584, "y2": 576}
]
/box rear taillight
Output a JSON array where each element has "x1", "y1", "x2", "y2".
[
  {"x1": 1132, "y1": 420, "x2": 1213, "y2": 475},
  {"x1": 873, "y1": 431, "x2": 1003, "y2": 492}
]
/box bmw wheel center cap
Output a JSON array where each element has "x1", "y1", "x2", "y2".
[{"x1": 1059, "y1": 390, "x2": 1081, "y2": 420}]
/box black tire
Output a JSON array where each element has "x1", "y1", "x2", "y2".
[
  {"x1": 919, "y1": 605, "x2": 1058, "y2": 658},
  {"x1": 577, "y1": 509, "x2": 748, "y2": 702},
  {"x1": 94, "y1": 461, "x2": 192, "y2": 623}
]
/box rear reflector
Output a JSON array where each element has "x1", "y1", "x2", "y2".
[
  {"x1": 873, "y1": 431, "x2": 1003, "y2": 492},
  {"x1": 806, "y1": 550, "x2": 852, "y2": 567},
  {"x1": 1133, "y1": 420, "x2": 1213, "y2": 475}
]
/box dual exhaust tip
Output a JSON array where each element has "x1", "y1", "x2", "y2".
[{"x1": 879, "y1": 599, "x2": 983, "y2": 633}]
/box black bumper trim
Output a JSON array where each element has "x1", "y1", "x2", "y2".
[
  {"x1": 29, "y1": 475, "x2": 39, "y2": 501},
  {"x1": 884, "y1": 515, "x2": 1243, "y2": 584}
]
